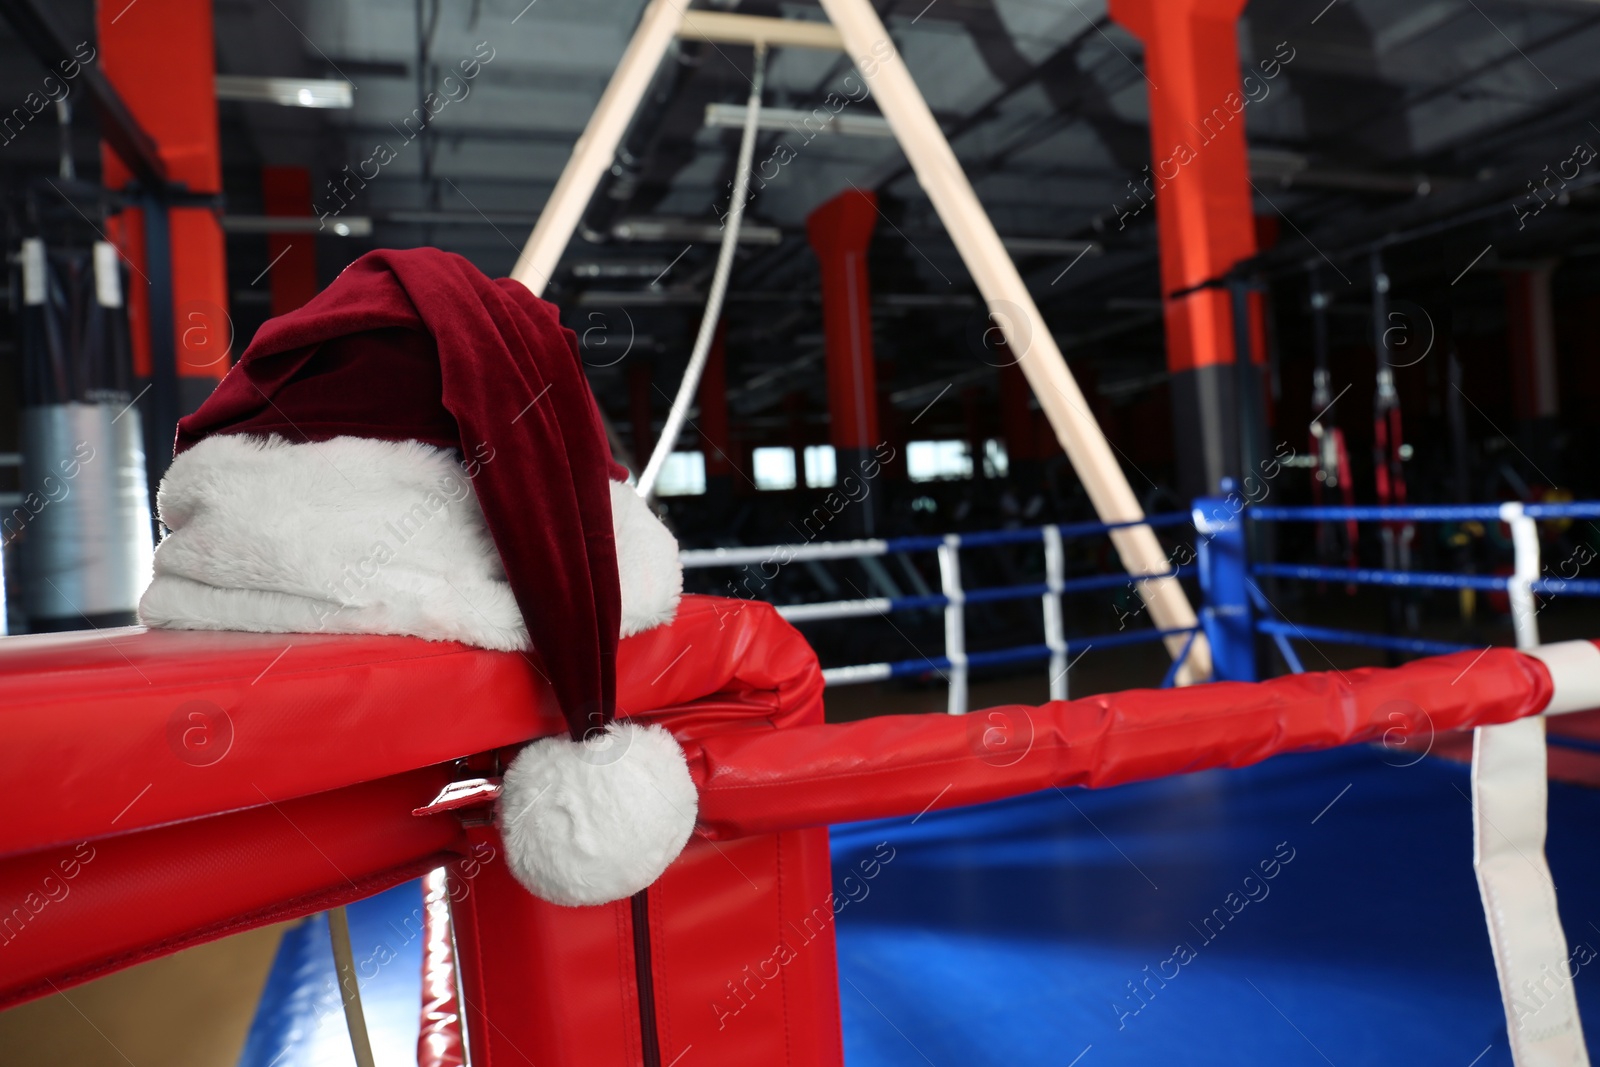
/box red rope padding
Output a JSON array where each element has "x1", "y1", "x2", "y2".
[
  {"x1": 418, "y1": 869, "x2": 466, "y2": 1067},
  {"x1": 685, "y1": 648, "x2": 1554, "y2": 840}
]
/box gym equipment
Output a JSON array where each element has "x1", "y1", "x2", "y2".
[
  {"x1": 511, "y1": 0, "x2": 1211, "y2": 684},
  {"x1": 635, "y1": 46, "x2": 766, "y2": 499},
  {"x1": 1307, "y1": 266, "x2": 1358, "y2": 577},
  {"x1": 681, "y1": 512, "x2": 1201, "y2": 710},
  {"x1": 1371, "y1": 251, "x2": 1418, "y2": 644},
  {"x1": 11, "y1": 237, "x2": 153, "y2": 630}
]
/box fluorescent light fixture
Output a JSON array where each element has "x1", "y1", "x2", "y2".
[
  {"x1": 705, "y1": 103, "x2": 894, "y2": 138},
  {"x1": 215, "y1": 76, "x2": 354, "y2": 109},
  {"x1": 571, "y1": 261, "x2": 677, "y2": 279},
  {"x1": 611, "y1": 217, "x2": 782, "y2": 245},
  {"x1": 386, "y1": 210, "x2": 542, "y2": 227},
  {"x1": 1248, "y1": 147, "x2": 1432, "y2": 195},
  {"x1": 223, "y1": 215, "x2": 372, "y2": 237},
  {"x1": 1002, "y1": 236, "x2": 1100, "y2": 256},
  {"x1": 1247, "y1": 148, "x2": 1309, "y2": 181},
  {"x1": 575, "y1": 289, "x2": 706, "y2": 307}
]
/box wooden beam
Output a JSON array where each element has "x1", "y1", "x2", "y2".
[
  {"x1": 678, "y1": 10, "x2": 844, "y2": 50},
  {"x1": 510, "y1": 0, "x2": 686, "y2": 294},
  {"x1": 817, "y1": 0, "x2": 1212, "y2": 682}
]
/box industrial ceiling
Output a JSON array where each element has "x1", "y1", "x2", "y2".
[{"x1": 4, "y1": 0, "x2": 1600, "y2": 441}]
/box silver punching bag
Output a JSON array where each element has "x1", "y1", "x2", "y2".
[{"x1": 14, "y1": 239, "x2": 154, "y2": 631}]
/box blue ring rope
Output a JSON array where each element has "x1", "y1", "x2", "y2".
[
  {"x1": 882, "y1": 512, "x2": 1194, "y2": 554},
  {"x1": 1250, "y1": 503, "x2": 1600, "y2": 522},
  {"x1": 1255, "y1": 619, "x2": 1478, "y2": 656},
  {"x1": 1254, "y1": 562, "x2": 1510, "y2": 591},
  {"x1": 873, "y1": 627, "x2": 1198, "y2": 680}
]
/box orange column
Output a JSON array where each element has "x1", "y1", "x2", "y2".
[
  {"x1": 98, "y1": 0, "x2": 228, "y2": 464},
  {"x1": 1109, "y1": 0, "x2": 1258, "y2": 494},
  {"x1": 1504, "y1": 266, "x2": 1559, "y2": 422},
  {"x1": 628, "y1": 362, "x2": 654, "y2": 470},
  {"x1": 807, "y1": 189, "x2": 880, "y2": 534},
  {"x1": 807, "y1": 190, "x2": 880, "y2": 456},
  {"x1": 697, "y1": 320, "x2": 735, "y2": 501},
  {"x1": 262, "y1": 166, "x2": 318, "y2": 316}
]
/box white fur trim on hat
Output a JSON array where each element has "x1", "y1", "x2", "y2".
[
  {"x1": 498, "y1": 721, "x2": 697, "y2": 906},
  {"x1": 611, "y1": 478, "x2": 683, "y2": 638},
  {"x1": 138, "y1": 433, "x2": 682, "y2": 647}
]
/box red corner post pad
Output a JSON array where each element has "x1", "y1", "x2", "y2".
[
  {"x1": 0, "y1": 596, "x2": 824, "y2": 1014},
  {"x1": 685, "y1": 645, "x2": 1579, "y2": 840}
]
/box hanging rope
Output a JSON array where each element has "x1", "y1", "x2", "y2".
[{"x1": 636, "y1": 44, "x2": 768, "y2": 499}]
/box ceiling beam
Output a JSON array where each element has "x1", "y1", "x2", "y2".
[
  {"x1": 0, "y1": 0, "x2": 168, "y2": 187},
  {"x1": 677, "y1": 11, "x2": 844, "y2": 51}
]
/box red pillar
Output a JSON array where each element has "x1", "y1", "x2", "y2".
[
  {"x1": 807, "y1": 190, "x2": 880, "y2": 532},
  {"x1": 262, "y1": 166, "x2": 318, "y2": 316},
  {"x1": 628, "y1": 362, "x2": 654, "y2": 471},
  {"x1": 999, "y1": 362, "x2": 1039, "y2": 483},
  {"x1": 99, "y1": 0, "x2": 228, "y2": 405},
  {"x1": 696, "y1": 321, "x2": 735, "y2": 498},
  {"x1": 1504, "y1": 265, "x2": 1559, "y2": 421},
  {"x1": 962, "y1": 386, "x2": 987, "y2": 480},
  {"x1": 1108, "y1": 0, "x2": 1258, "y2": 495}
]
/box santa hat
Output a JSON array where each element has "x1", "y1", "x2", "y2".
[{"x1": 139, "y1": 248, "x2": 691, "y2": 906}]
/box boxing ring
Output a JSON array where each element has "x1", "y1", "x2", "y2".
[
  {"x1": 680, "y1": 510, "x2": 1202, "y2": 712},
  {"x1": 4, "y1": 0, "x2": 1597, "y2": 1056},
  {"x1": 0, "y1": 0, "x2": 1587, "y2": 1062},
  {"x1": 3, "y1": 491, "x2": 1599, "y2": 1064}
]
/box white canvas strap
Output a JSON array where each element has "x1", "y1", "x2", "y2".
[
  {"x1": 1531, "y1": 641, "x2": 1600, "y2": 717},
  {"x1": 1472, "y1": 639, "x2": 1596, "y2": 1066}
]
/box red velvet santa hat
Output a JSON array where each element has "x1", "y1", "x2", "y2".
[{"x1": 139, "y1": 248, "x2": 689, "y2": 906}]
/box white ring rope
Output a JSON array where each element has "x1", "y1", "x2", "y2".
[{"x1": 636, "y1": 44, "x2": 768, "y2": 499}]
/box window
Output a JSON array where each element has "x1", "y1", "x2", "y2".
[
  {"x1": 803, "y1": 444, "x2": 837, "y2": 488},
  {"x1": 983, "y1": 438, "x2": 1010, "y2": 478},
  {"x1": 907, "y1": 439, "x2": 973, "y2": 482},
  {"x1": 752, "y1": 447, "x2": 798, "y2": 490},
  {"x1": 655, "y1": 451, "x2": 706, "y2": 496}
]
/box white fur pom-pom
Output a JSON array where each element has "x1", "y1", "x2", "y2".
[{"x1": 497, "y1": 721, "x2": 697, "y2": 906}]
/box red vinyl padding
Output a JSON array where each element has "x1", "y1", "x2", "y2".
[
  {"x1": 685, "y1": 646, "x2": 1556, "y2": 838},
  {"x1": 0, "y1": 590, "x2": 1569, "y2": 1029},
  {"x1": 0, "y1": 596, "x2": 820, "y2": 1009},
  {"x1": 0, "y1": 769, "x2": 459, "y2": 1008},
  {"x1": 0, "y1": 595, "x2": 816, "y2": 860}
]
